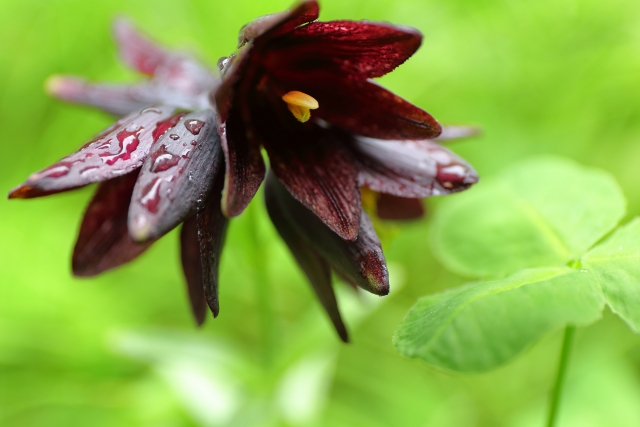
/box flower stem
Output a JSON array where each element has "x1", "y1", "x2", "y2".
[{"x1": 546, "y1": 325, "x2": 576, "y2": 427}]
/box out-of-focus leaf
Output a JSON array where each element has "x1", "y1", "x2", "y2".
[
  {"x1": 393, "y1": 268, "x2": 604, "y2": 372},
  {"x1": 431, "y1": 157, "x2": 626, "y2": 278},
  {"x1": 582, "y1": 218, "x2": 640, "y2": 333}
]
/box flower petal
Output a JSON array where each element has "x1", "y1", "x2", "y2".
[
  {"x1": 239, "y1": 0, "x2": 319, "y2": 46},
  {"x1": 264, "y1": 125, "x2": 361, "y2": 241},
  {"x1": 434, "y1": 125, "x2": 481, "y2": 142},
  {"x1": 218, "y1": 110, "x2": 266, "y2": 217},
  {"x1": 113, "y1": 18, "x2": 217, "y2": 97},
  {"x1": 113, "y1": 18, "x2": 169, "y2": 75},
  {"x1": 355, "y1": 137, "x2": 479, "y2": 198},
  {"x1": 376, "y1": 193, "x2": 425, "y2": 220},
  {"x1": 267, "y1": 173, "x2": 389, "y2": 295},
  {"x1": 8, "y1": 106, "x2": 179, "y2": 199},
  {"x1": 180, "y1": 215, "x2": 208, "y2": 325},
  {"x1": 196, "y1": 172, "x2": 229, "y2": 318},
  {"x1": 46, "y1": 76, "x2": 212, "y2": 116},
  {"x1": 46, "y1": 76, "x2": 159, "y2": 116},
  {"x1": 72, "y1": 171, "x2": 152, "y2": 277},
  {"x1": 265, "y1": 175, "x2": 348, "y2": 342},
  {"x1": 179, "y1": 171, "x2": 228, "y2": 322},
  {"x1": 272, "y1": 20, "x2": 422, "y2": 79},
  {"x1": 269, "y1": 71, "x2": 441, "y2": 139},
  {"x1": 128, "y1": 109, "x2": 223, "y2": 242}
]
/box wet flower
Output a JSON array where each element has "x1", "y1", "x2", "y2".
[
  {"x1": 8, "y1": 19, "x2": 226, "y2": 325},
  {"x1": 9, "y1": 2, "x2": 479, "y2": 341},
  {"x1": 214, "y1": 0, "x2": 476, "y2": 243}
]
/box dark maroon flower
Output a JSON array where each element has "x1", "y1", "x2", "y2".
[
  {"x1": 8, "y1": 19, "x2": 227, "y2": 325},
  {"x1": 9, "y1": 4, "x2": 479, "y2": 341}
]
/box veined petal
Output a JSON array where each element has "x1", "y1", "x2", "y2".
[
  {"x1": 265, "y1": 175, "x2": 348, "y2": 342},
  {"x1": 265, "y1": 126, "x2": 361, "y2": 241},
  {"x1": 269, "y1": 71, "x2": 441, "y2": 139},
  {"x1": 196, "y1": 172, "x2": 229, "y2": 318},
  {"x1": 267, "y1": 174, "x2": 389, "y2": 296},
  {"x1": 179, "y1": 171, "x2": 228, "y2": 322},
  {"x1": 272, "y1": 20, "x2": 422, "y2": 79},
  {"x1": 355, "y1": 137, "x2": 479, "y2": 198},
  {"x1": 376, "y1": 193, "x2": 424, "y2": 220},
  {"x1": 180, "y1": 216, "x2": 207, "y2": 325},
  {"x1": 9, "y1": 106, "x2": 179, "y2": 199},
  {"x1": 218, "y1": 110, "x2": 266, "y2": 217},
  {"x1": 72, "y1": 171, "x2": 152, "y2": 277},
  {"x1": 128, "y1": 109, "x2": 223, "y2": 242}
]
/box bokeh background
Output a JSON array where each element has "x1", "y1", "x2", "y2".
[{"x1": 2, "y1": 0, "x2": 640, "y2": 426}]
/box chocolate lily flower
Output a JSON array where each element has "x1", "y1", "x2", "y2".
[
  {"x1": 215, "y1": 0, "x2": 449, "y2": 241},
  {"x1": 9, "y1": 4, "x2": 479, "y2": 341},
  {"x1": 8, "y1": 20, "x2": 227, "y2": 325}
]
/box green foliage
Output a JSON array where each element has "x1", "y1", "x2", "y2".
[{"x1": 395, "y1": 158, "x2": 640, "y2": 372}]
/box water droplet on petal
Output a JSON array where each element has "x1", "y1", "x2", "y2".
[
  {"x1": 184, "y1": 119, "x2": 205, "y2": 135},
  {"x1": 169, "y1": 134, "x2": 180, "y2": 140}
]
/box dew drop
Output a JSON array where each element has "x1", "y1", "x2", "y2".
[
  {"x1": 169, "y1": 134, "x2": 180, "y2": 140},
  {"x1": 150, "y1": 145, "x2": 180, "y2": 172},
  {"x1": 185, "y1": 119, "x2": 205, "y2": 135},
  {"x1": 141, "y1": 107, "x2": 162, "y2": 114}
]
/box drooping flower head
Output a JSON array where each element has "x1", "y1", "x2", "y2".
[{"x1": 9, "y1": 1, "x2": 479, "y2": 341}]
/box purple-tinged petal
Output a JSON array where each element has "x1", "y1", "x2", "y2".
[
  {"x1": 9, "y1": 106, "x2": 179, "y2": 199},
  {"x1": 265, "y1": 176, "x2": 348, "y2": 342},
  {"x1": 113, "y1": 18, "x2": 218, "y2": 97},
  {"x1": 355, "y1": 137, "x2": 478, "y2": 198},
  {"x1": 46, "y1": 75, "x2": 159, "y2": 116},
  {"x1": 434, "y1": 125, "x2": 481, "y2": 142},
  {"x1": 46, "y1": 76, "x2": 213, "y2": 116},
  {"x1": 269, "y1": 71, "x2": 441, "y2": 139},
  {"x1": 72, "y1": 171, "x2": 152, "y2": 277},
  {"x1": 128, "y1": 109, "x2": 223, "y2": 242},
  {"x1": 239, "y1": 0, "x2": 319, "y2": 46},
  {"x1": 267, "y1": 173, "x2": 389, "y2": 296},
  {"x1": 218, "y1": 110, "x2": 266, "y2": 217},
  {"x1": 272, "y1": 20, "x2": 422, "y2": 79},
  {"x1": 180, "y1": 215, "x2": 207, "y2": 325},
  {"x1": 265, "y1": 127, "x2": 361, "y2": 241},
  {"x1": 112, "y1": 18, "x2": 172, "y2": 76},
  {"x1": 376, "y1": 193, "x2": 424, "y2": 220},
  {"x1": 195, "y1": 172, "x2": 229, "y2": 318}
]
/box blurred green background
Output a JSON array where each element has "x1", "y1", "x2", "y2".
[{"x1": 2, "y1": 0, "x2": 640, "y2": 426}]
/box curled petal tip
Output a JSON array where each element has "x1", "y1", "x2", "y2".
[
  {"x1": 44, "y1": 75, "x2": 65, "y2": 96},
  {"x1": 128, "y1": 214, "x2": 153, "y2": 243}
]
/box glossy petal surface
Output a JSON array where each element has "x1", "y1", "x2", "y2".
[
  {"x1": 264, "y1": 122, "x2": 361, "y2": 241},
  {"x1": 274, "y1": 20, "x2": 422, "y2": 79},
  {"x1": 267, "y1": 174, "x2": 388, "y2": 295},
  {"x1": 180, "y1": 215, "x2": 208, "y2": 325},
  {"x1": 265, "y1": 175, "x2": 348, "y2": 341},
  {"x1": 128, "y1": 109, "x2": 223, "y2": 242},
  {"x1": 72, "y1": 172, "x2": 152, "y2": 277},
  {"x1": 9, "y1": 106, "x2": 178, "y2": 199},
  {"x1": 197, "y1": 172, "x2": 230, "y2": 317},
  {"x1": 218, "y1": 111, "x2": 266, "y2": 217},
  {"x1": 356, "y1": 137, "x2": 478, "y2": 198},
  {"x1": 268, "y1": 72, "x2": 441, "y2": 139}
]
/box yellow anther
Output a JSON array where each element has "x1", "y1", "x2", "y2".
[{"x1": 282, "y1": 91, "x2": 319, "y2": 123}]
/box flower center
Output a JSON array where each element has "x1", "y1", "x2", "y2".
[{"x1": 281, "y1": 91, "x2": 319, "y2": 123}]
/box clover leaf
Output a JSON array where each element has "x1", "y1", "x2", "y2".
[{"x1": 394, "y1": 156, "x2": 639, "y2": 372}]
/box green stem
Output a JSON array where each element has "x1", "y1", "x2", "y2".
[{"x1": 546, "y1": 326, "x2": 576, "y2": 427}]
